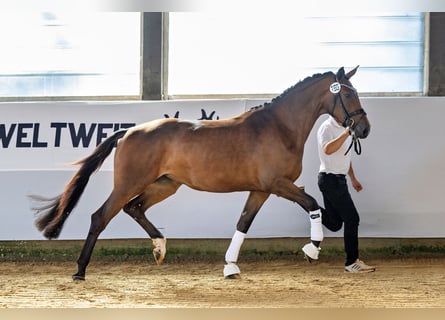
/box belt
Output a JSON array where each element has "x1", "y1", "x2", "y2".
[{"x1": 319, "y1": 172, "x2": 346, "y2": 178}]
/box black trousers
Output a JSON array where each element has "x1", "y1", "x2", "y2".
[{"x1": 318, "y1": 172, "x2": 360, "y2": 266}]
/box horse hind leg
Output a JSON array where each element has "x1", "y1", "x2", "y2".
[
  {"x1": 123, "y1": 176, "x2": 181, "y2": 266},
  {"x1": 73, "y1": 187, "x2": 140, "y2": 281},
  {"x1": 224, "y1": 191, "x2": 270, "y2": 279},
  {"x1": 125, "y1": 195, "x2": 167, "y2": 265}
]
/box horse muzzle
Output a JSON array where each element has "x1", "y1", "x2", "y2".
[{"x1": 354, "y1": 122, "x2": 370, "y2": 139}]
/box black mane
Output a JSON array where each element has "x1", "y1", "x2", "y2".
[{"x1": 249, "y1": 71, "x2": 334, "y2": 112}]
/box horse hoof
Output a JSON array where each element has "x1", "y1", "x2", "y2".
[
  {"x1": 152, "y1": 238, "x2": 166, "y2": 266},
  {"x1": 304, "y1": 253, "x2": 313, "y2": 263},
  {"x1": 153, "y1": 249, "x2": 165, "y2": 266},
  {"x1": 223, "y1": 263, "x2": 241, "y2": 279},
  {"x1": 72, "y1": 274, "x2": 85, "y2": 281}
]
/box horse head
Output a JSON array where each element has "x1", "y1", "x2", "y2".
[{"x1": 327, "y1": 66, "x2": 370, "y2": 139}]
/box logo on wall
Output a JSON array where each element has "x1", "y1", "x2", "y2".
[
  {"x1": 1, "y1": 108, "x2": 221, "y2": 149},
  {"x1": 164, "y1": 108, "x2": 220, "y2": 120}
]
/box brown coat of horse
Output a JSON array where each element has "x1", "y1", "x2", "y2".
[{"x1": 32, "y1": 67, "x2": 370, "y2": 280}]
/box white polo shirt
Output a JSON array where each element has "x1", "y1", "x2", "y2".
[{"x1": 317, "y1": 116, "x2": 352, "y2": 175}]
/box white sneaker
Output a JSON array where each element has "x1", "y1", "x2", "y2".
[
  {"x1": 345, "y1": 259, "x2": 376, "y2": 273},
  {"x1": 302, "y1": 243, "x2": 320, "y2": 262}
]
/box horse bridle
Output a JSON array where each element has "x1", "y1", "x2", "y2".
[{"x1": 329, "y1": 76, "x2": 367, "y2": 155}]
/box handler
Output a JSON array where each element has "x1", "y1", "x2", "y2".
[{"x1": 303, "y1": 115, "x2": 375, "y2": 273}]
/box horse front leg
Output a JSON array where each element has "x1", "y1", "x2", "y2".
[
  {"x1": 224, "y1": 191, "x2": 270, "y2": 279},
  {"x1": 270, "y1": 178, "x2": 323, "y2": 262}
]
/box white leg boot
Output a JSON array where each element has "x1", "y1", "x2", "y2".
[
  {"x1": 302, "y1": 243, "x2": 321, "y2": 261},
  {"x1": 302, "y1": 209, "x2": 323, "y2": 262},
  {"x1": 224, "y1": 230, "x2": 246, "y2": 278}
]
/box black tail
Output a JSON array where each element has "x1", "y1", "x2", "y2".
[{"x1": 30, "y1": 130, "x2": 128, "y2": 239}]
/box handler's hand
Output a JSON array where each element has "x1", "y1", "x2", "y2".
[{"x1": 351, "y1": 178, "x2": 363, "y2": 192}]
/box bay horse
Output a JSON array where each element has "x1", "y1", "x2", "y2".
[{"x1": 31, "y1": 66, "x2": 370, "y2": 280}]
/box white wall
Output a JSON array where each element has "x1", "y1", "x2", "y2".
[{"x1": 0, "y1": 97, "x2": 444, "y2": 240}]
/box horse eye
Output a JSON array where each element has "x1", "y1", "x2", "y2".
[{"x1": 344, "y1": 92, "x2": 351, "y2": 98}]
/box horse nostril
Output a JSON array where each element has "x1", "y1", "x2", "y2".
[{"x1": 362, "y1": 126, "x2": 370, "y2": 138}]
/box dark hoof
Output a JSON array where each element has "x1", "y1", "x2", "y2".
[
  {"x1": 225, "y1": 273, "x2": 241, "y2": 280},
  {"x1": 72, "y1": 274, "x2": 85, "y2": 281},
  {"x1": 304, "y1": 253, "x2": 313, "y2": 264}
]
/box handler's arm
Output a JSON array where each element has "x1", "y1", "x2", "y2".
[
  {"x1": 348, "y1": 163, "x2": 363, "y2": 192},
  {"x1": 323, "y1": 128, "x2": 351, "y2": 155}
]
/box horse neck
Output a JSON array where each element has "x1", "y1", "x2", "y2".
[{"x1": 270, "y1": 81, "x2": 329, "y2": 145}]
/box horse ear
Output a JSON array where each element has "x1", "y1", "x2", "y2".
[
  {"x1": 336, "y1": 67, "x2": 346, "y2": 80},
  {"x1": 345, "y1": 65, "x2": 359, "y2": 79}
]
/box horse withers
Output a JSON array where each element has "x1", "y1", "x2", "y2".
[{"x1": 31, "y1": 66, "x2": 370, "y2": 280}]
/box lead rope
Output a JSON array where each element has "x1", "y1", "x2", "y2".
[
  {"x1": 344, "y1": 118, "x2": 362, "y2": 156},
  {"x1": 344, "y1": 133, "x2": 362, "y2": 156}
]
